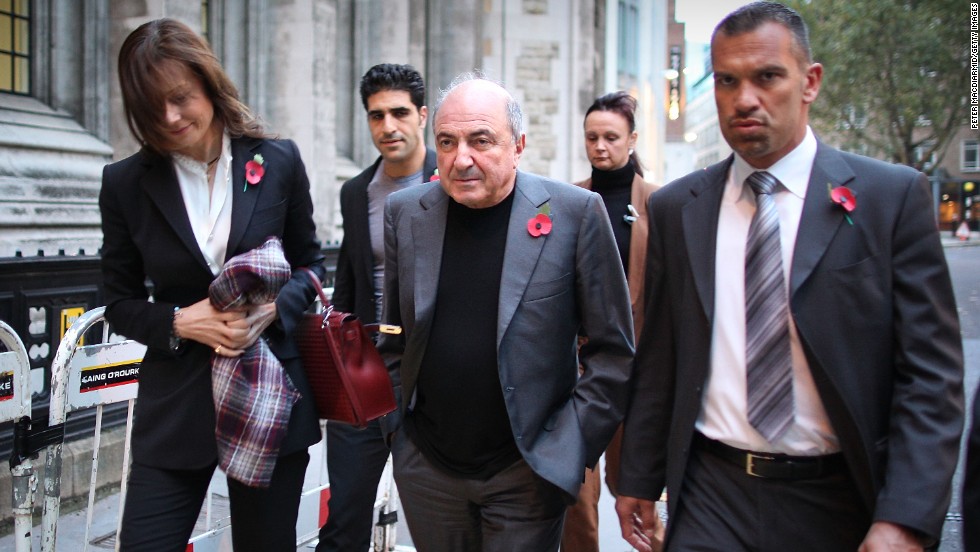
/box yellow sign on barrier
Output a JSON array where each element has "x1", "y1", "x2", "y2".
[{"x1": 60, "y1": 307, "x2": 86, "y2": 345}]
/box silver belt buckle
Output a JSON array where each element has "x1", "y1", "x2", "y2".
[{"x1": 745, "y1": 453, "x2": 774, "y2": 477}]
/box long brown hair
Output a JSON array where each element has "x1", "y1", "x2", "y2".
[{"x1": 117, "y1": 18, "x2": 265, "y2": 155}]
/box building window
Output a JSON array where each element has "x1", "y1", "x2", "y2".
[
  {"x1": 0, "y1": 0, "x2": 30, "y2": 95},
  {"x1": 201, "y1": 0, "x2": 211, "y2": 44},
  {"x1": 963, "y1": 139, "x2": 979, "y2": 172},
  {"x1": 617, "y1": 0, "x2": 638, "y2": 78}
]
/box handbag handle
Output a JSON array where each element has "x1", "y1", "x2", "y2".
[
  {"x1": 298, "y1": 267, "x2": 331, "y2": 310},
  {"x1": 297, "y1": 267, "x2": 401, "y2": 334}
]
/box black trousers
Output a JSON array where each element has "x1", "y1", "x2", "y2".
[
  {"x1": 666, "y1": 445, "x2": 869, "y2": 552},
  {"x1": 316, "y1": 419, "x2": 390, "y2": 552},
  {"x1": 118, "y1": 449, "x2": 309, "y2": 552}
]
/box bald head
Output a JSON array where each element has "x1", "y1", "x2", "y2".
[
  {"x1": 435, "y1": 75, "x2": 524, "y2": 144},
  {"x1": 432, "y1": 74, "x2": 526, "y2": 209}
]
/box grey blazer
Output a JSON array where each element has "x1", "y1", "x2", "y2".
[
  {"x1": 377, "y1": 170, "x2": 635, "y2": 498},
  {"x1": 618, "y1": 142, "x2": 964, "y2": 543}
]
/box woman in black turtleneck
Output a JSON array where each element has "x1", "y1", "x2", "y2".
[{"x1": 561, "y1": 91, "x2": 664, "y2": 552}]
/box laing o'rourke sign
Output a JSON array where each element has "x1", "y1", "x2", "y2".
[
  {"x1": 0, "y1": 370, "x2": 12, "y2": 401},
  {"x1": 79, "y1": 361, "x2": 140, "y2": 392}
]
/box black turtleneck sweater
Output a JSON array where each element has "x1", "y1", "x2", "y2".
[
  {"x1": 405, "y1": 189, "x2": 521, "y2": 480},
  {"x1": 591, "y1": 161, "x2": 636, "y2": 273}
]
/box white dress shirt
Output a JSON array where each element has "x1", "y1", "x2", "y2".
[
  {"x1": 697, "y1": 127, "x2": 839, "y2": 455},
  {"x1": 172, "y1": 132, "x2": 233, "y2": 276}
]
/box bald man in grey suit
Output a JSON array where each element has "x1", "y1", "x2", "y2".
[{"x1": 377, "y1": 75, "x2": 635, "y2": 552}]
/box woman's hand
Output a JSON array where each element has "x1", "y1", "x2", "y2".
[
  {"x1": 174, "y1": 298, "x2": 249, "y2": 357},
  {"x1": 236, "y1": 302, "x2": 278, "y2": 350},
  {"x1": 175, "y1": 299, "x2": 278, "y2": 357}
]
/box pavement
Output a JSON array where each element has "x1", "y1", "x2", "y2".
[
  {"x1": 0, "y1": 447, "x2": 632, "y2": 552},
  {"x1": 941, "y1": 230, "x2": 980, "y2": 248},
  {"x1": 1, "y1": 232, "x2": 975, "y2": 552}
]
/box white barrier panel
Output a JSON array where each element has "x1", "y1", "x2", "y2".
[
  {"x1": 1, "y1": 319, "x2": 33, "y2": 552},
  {"x1": 0, "y1": 319, "x2": 30, "y2": 423},
  {"x1": 65, "y1": 341, "x2": 143, "y2": 411},
  {"x1": 39, "y1": 307, "x2": 143, "y2": 552}
]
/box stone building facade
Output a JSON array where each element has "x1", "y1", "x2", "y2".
[{"x1": 0, "y1": 0, "x2": 669, "y2": 256}]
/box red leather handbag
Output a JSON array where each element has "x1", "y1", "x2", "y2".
[{"x1": 295, "y1": 268, "x2": 397, "y2": 428}]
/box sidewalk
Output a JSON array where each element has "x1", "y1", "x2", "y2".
[
  {"x1": 0, "y1": 452, "x2": 638, "y2": 551},
  {"x1": 941, "y1": 230, "x2": 980, "y2": 247},
  {"x1": 0, "y1": 439, "x2": 417, "y2": 552}
]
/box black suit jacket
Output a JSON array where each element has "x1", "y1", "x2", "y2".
[
  {"x1": 618, "y1": 142, "x2": 964, "y2": 542},
  {"x1": 332, "y1": 149, "x2": 437, "y2": 323},
  {"x1": 99, "y1": 137, "x2": 324, "y2": 469}
]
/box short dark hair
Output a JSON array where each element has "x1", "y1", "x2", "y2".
[
  {"x1": 117, "y1": 18, "x2": 264, "y2": 155},
  {"x1": 712, "y1": 1, "x2": 812, "y2": 65},
  {"x1": 585, "y1": 91, "x2": 644, "y2": 177},
  {"x1": 359, "y1": 63, "x2": 426, "y2": 111}
]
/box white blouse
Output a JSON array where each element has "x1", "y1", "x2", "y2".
[{"x1": 172, "y1": 132, "x2": 233, "y2": 276}]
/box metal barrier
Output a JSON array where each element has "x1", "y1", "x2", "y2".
[
  {"x1": 1, "y1": 318, "x2": 33, "y2": 552},
  {"x1": 0, "y1": 245, "x2": 341, "y2": 462},
  {"x1": 40, "y1": 307, "x2": 143, "y2": 552},
  {"x1": 7, "y1": 301, "x2": 412, "y2": 551}
]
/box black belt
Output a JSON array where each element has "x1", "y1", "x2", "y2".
[{"x1": 693, "y1": 432, "x2": 846, "y2": 480}]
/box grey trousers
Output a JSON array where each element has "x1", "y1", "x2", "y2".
[{"x1": 392, "y1": 431, "x2": 566, "y2": 552}]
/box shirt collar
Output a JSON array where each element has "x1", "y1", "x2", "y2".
[
  {"x1": 172, "y1": 131, "x2": 232, "y2": 172},
  {"x1": 730, "y1": 126, "x2": 817, "y2": 200}
]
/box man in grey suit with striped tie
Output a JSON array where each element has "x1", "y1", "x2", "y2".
[{"x1": 615, "y1": 3, "x2": 963, "y2": 552}]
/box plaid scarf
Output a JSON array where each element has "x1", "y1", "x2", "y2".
[{"x1": 208, "y1": 236, "x2": 299, "y2": 487}]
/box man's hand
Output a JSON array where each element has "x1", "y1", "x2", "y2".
[
  {"x1": 858, "y1": 521, "x2": 925, "y2": 552},
  {"x1": 616, "y1": 495, "x2": 659, "y2": 552}
]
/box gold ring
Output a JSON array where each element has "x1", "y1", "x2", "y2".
[{"x1": 215, "y1": 345, "x2": 222, "y2": 354}]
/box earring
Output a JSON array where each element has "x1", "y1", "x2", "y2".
[{"x1": 628, "y1": 148, "x2": 634, "y2": 155}]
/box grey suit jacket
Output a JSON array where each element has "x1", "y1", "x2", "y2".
[
  {"x1": 618, "y1": 142, "x2": 964, "y2": 542},
  {"x1": 377, "y1": 170, "x2": 635, "y2": 498}
]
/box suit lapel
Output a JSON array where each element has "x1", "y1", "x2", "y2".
[
  {"x1": 790, "y1": 143, "x2": 855, "y2": 296},
  {"x1": 138, "y1": 151, "x2": 212, "y2": 272},
  {"x1": 498, "y1": 172, "x2": 549, "y2": 346},
  {"x1": 227, "y1": 137, "x2": 263, "y2": 256},
  {"x1": 412, "y1": 185, "x2": 449, "y2": 329},
  {"x1": 682, "y1": 161, "x2": 729, "y2": 324}
]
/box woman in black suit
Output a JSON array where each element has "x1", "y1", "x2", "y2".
[{"x1": 100, "y1": 19, "x2": 322, "y2": 551}]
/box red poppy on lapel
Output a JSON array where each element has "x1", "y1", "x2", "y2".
[
  {"x1": 244, "y1": 153, "x2": 265, "y2": 192},
  {"x1": 528, "y1": 203, "x2": 553, "y2": 237},
  {"x1": 828, "y1": 183, "x2": 856, "y2": 225},
  {"x1": 527, "y1": 213, "x2": 552, "y2": 237}
]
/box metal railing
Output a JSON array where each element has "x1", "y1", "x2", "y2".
[{"x1": 1, "y1": 318, "x2": 32, "y2": 552}]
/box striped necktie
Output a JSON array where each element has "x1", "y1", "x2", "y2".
[{"x1": 744, "y1": 171, "x2": 794, "y2": 441}]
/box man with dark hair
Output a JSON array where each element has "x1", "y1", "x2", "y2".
[
  {"x1": 316, "y1": 62, "x2": 436, "y2": 552},
  {"x1": 615, "y1": 3, "x2": 963, "y2": 551},
  {"x1": 379, "y1": 74, "x2": 634, "y2": 551}
]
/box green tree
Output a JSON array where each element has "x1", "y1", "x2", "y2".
[{"x1": 785, "y1": 0, "x2": 971, "y2": 172}]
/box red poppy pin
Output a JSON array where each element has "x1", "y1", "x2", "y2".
[
  {"x1": 429, "y1": 169, "x2": 440, "y2": 182},
  {"x1": 244, "y1": 153, "x2": 265, "y2": 192},
  {"x1": 828, "y1": 183, "x2": 855, "y2": 225},
  {"x1": 527, "y1": 203, "x2": 553, "y2": 237}
]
